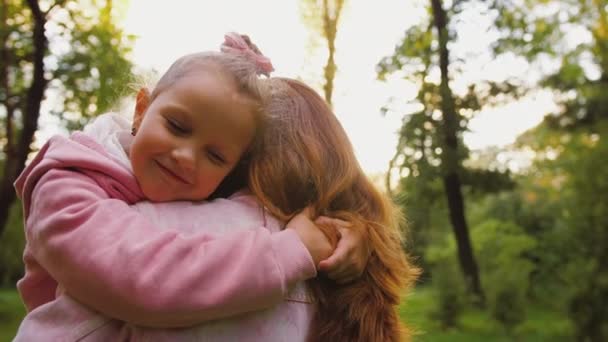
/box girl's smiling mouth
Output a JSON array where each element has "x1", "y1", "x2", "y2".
[{"x1": 155, "y1": 160, "x2": 192, "y2": 185}]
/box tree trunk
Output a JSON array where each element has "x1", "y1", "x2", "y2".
[
  {"x1": 321, "y1": 0, "x2": 344, "y2": 107},
  {"x1": 430, "y1": 0, "x2": 484, "y2": 302},
  {"x1": 1, "y1": 0, "x2": 13, "y2": 156},
  {"x1": 0, "y1": 0, "x2": 47, "y2": 237},
  {"x1": 323, "y1": 30, "x2": 336, "y2": 107}
]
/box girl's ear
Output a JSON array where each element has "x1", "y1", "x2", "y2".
[{"x1": 133, "y1": 88, "x2": 151, "y2": 129}]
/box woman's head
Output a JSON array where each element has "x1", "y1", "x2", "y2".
[
  {"x1": 250, "y1": 77, "x2": 419, "y2": 341},
  {"x1": 249, "y1": 77, "x2": 390, "y2": 224},
  {"x1": 248, "y1": 78, "x2": 359, "y2": 217},
  {"x1": 129, "y1": 33, "x2": 272, "y2": 201}
]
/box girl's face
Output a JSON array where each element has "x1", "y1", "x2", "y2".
[{"x1": 129, "y1": 67, "x2": 257, "y2": 202}]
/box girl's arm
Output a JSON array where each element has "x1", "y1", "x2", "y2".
[{"x1": 26, "y1": 168, "x2": 317, "y2": 328}]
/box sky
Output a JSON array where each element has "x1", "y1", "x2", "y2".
[{"x1": 120, "y1": 0, "x2": 555, "y2": 174}]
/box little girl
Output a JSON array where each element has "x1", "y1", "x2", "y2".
[{"x1": 13, "y1": 33, "x2": 369, "y2": 340}]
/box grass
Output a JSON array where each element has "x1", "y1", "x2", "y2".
[
  {"x1": 399, "y1": 286, "x2": 574, "y2": 341},
  {"x1": 0, "y1": 286, "x2": 574, "y2": 341},
  {"x1": 0, "y1": 288, "x2": 25, "y2": 342}
]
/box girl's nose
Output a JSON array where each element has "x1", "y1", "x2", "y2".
[{"x1": 171, "y1": 145, "x2": 196, "y2": 172}]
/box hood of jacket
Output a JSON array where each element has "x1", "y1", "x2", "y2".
[{"x1": 14, "y1": 132, "x2": 144, "y2": 219}]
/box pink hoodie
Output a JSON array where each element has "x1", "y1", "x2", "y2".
[{"x1": 13, "y1": 116, "x2": 316, "y2": 340}]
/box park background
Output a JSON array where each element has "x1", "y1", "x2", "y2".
[{"x1": 1, "y1": 0, "x2": 607, "y2": 340}]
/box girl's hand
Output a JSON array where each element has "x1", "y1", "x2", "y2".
[
  {"x1": 286, "y1": 208, "x2": 334, "y2": 267},
  {"x1": 317, "y1": 217, "x2": 371, "y2": 284}
]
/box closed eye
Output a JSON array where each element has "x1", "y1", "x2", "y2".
[
  {"x1": 207, "y1": 149, "x2": 226, "y2": 165},
  {"x1": 166, "y1": 118, "x2": 189, "y2": 135}
]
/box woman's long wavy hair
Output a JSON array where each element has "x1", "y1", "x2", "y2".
[{"x1": 248, "y1": 77, "x2": 420, "y2": 341}]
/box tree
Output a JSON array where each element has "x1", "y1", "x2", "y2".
[
  {"x1": 0, "y1": 0, "x2": 48, "y2": 239},
  {"x1": 0, "y1": 0, "x2": 134, "y2": 237},
  {"x1": 300, "y1": 0, "x2": 346, "y2": 106},
  {"x1": 377, "y1": 0, "x2": 521, "y2": 301},
  {"x1": 491, "y1": 0, "x2": 608, "y2": 339},
  {"x1": 430, "y1": 0, "x2": 484, "y2": 301},
  {"x1": 492, "y1": 0, "x2": 607, "y2": 130}
]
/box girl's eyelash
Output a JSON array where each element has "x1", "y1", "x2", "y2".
[
  {"x1": 164, "y1": 116, "x2": 225, "y2": 164},
  {"x1": 207, "y1": 150, "x2": 225, "y2": 164},
  {"x1": 167, "y1": 118, "x2": 188, "y2": 134}
]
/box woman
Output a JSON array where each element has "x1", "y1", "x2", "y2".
[{"x1": 248, "y1": 77, "x2": 420, "y2": 341}]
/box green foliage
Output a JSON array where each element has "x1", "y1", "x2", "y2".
[
  {"x1": 513, "y1": 122, "x2": 608, "y2": 340},
  {"x1": 557, "y1": 125, "x2": 608, "y2": 341},
  {"x1": 430, "y1": 260, "x2": 468, "y2": 329},
  {"x1": 377, "y1": 0, "x2": 528, "y2": 177},
  {"x1": 395, "y1": 173, "x2": 448, "y2": 278},
  {"x1": 0, "y1": 201, "x2": 25, "y2": 287},
  {"x1": 492, "y1": 0, "x2": 608, "y2": 130},
  {"x1": 378, "y1": 0, "x2": 519, "y2": 211},
  {"x1": 394, "y1": 157, "x2": 515, "y2": 283},
  {"x1": 52, "y1": 1, "x2": 135, "y2": 130},
  {"x1": 472, "y1": 219, "x2": 536, "y2": 331},
  {"x1": 1, "y1": 0, "x2": 135, "y2": 288},
  {"x1": 48, "y1": 1, "x2": 135, "y2": 130},
  {"x1": 460, "y1": 168, "x2": 515, "y2": 195},
  {"x1": 492, "y1": 1, "x2": 561, "y2": 59},
  {"x1": 426, "y1": 238, "x2": 468, "y2": 329},
  {"x1": 1, "y1": 0, "x2": 135, "y2": 140},
  {"x1": 0, "y1": 289, "x2": 25, "y2": 342},
  {"x1": 0, "y1": 0, "x2": 32, "y2": 150},
  {"x1": 400, "y1": 286, "x2": 573, "y2": 340},
  {"x1": 376, "y1": 23, "x2": 434, "y2": 82},
  {"x1": 425, "y1": 217, "x2": 538, "y2": 331},
  {"x1": 383, "y1": 0, "x2": 607, "y2": 339}
]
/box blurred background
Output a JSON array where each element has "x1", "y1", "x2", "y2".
[{"x1": 1, "y1": 0, "x2": 606, "y2": 340}]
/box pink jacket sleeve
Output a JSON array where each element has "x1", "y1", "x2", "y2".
[{"x1": 26, "y1": 168, "x2": 316, "y2": 328}]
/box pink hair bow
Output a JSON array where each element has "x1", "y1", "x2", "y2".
[{"x1": 221, "y1": 32, "x2": 275, "y2": 77}]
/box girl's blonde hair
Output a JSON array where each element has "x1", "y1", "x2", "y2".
[
  {"x1": 150, "y1": 51, "x2": 266, "y2": 103},
  {"x1": 249, "y1": 77, "x2": 420, "y2": 341}
]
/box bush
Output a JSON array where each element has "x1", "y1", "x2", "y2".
[
  {"x1": 430, "y1": 260, "x2": 468, "y2": 329},
  {"x1": 558, "y1": 126, "x2": 608, "y2": 341},
  {"x1": 426, "y1": 218, "x2": 537, "y2": 332},
  {"x1": 472, "y1": 219, "x2": 536, "y2": 332},
  {"x1": 0, "y1": 201, "x2": 25, "y2": 287},
  {"x1": 426, "y1": 238, "x2": 468, "y2": 329}
]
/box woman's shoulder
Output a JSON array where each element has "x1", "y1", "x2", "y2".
[
  {"x1": 226, "y1": 189, "x2": 256, "y2": 204},
  {"x1": 225, "y1": 190, "x2": 283, "y2": 231}
]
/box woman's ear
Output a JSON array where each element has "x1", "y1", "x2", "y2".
[{"x1": 133, "y1": 88, "x2": 151, "y2": 130}]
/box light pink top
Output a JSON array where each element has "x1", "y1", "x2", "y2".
[{"x1": 13, "y1": 113, "x2": 315, "y2": 341}]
